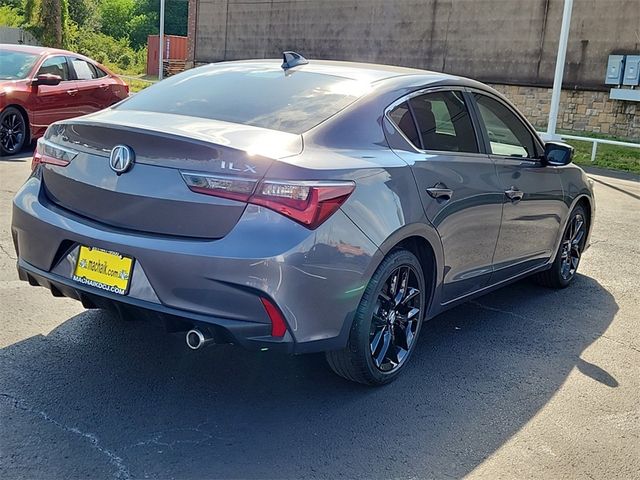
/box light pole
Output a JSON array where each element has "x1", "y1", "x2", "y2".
[
  {"x1": 546, "y1": 0, "x2": 574, "y2": 140},
  {"x1": 158, "y1": 0, "x2": 165, "y2": 80}
]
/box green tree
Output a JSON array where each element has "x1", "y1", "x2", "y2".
[
  {"x1": 133, "y1": 0, "x2": 189, "y2": 36},
  {"x1": 98, "y1": 0, "x2": 135, "y2": 40},
  {"x1": 23, "y1": 0, "x2": 69, "y2": 48},
  {"x1": 68, "y1": 0, "x2": 100, "y2": 30},
  {"x1": 0, "y1": 0, "x2": 23, "y2": 10},
  {"x1": 127, "y1": 12, "x2": 155, "y2": 49},
  {"x1": 0, "y1": 4, "x2": 24, "y2": 26}
]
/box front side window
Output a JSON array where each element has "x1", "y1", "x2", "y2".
[
  {"x1": 473, "y1": 94, "x2": 537, "y2": 158},
  {"x1": 71, "y1": 58, "x2": 96, "y2": 80},
  {"x1": 37, "y1": 56, "x2": 70, "y2": 81},
  {"x1": 389, "y1": 91, "x2": 478, "y2": 153}
]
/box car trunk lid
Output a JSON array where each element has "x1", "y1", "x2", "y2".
[{"x1": 41, "y1": 111, "x2": 302, "y2": 239}]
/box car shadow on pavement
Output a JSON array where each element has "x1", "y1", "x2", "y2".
[
  {"x1": 0, "y1": 146, "x2": 33, "y2": 162},
  {"x1": 0, "y1": 274, "x2": 617, "y2": 479}
]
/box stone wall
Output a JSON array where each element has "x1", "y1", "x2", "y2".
[{"x1": 491, "y1": 84, "x2": 640, "y2": 141}]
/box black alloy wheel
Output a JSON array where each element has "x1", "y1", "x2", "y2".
[
  {"x1": 559, "y1": 212, "x2": 586, "y2": 281},
  {"x1": 0, "y1": 107, "x2": 27, "y2": 156},
  {"x1": 369, "y1": 265, "x2": 422, "y2": 372},
  {"x1": 326, "y1": 249, "x2": 426, "y2": 385},
  {"x1": 535, "y1": 205, "x2": 588, "y2": 289}
]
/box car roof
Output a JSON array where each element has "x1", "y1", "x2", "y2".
[
  {"x1": 0, "y1": 43, "x2": 71, "y2": 56},
  {"x1": 213, "y1": 58, "x2": 462, "y2": 85}
]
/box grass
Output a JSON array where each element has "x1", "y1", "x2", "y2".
[
  {"x1": 107, "y1": 63, "x2": 157, "y2": 93},
  {"x1": 558, "y1": 130, "x2": 640, "y2": 174},
  {"x1": 120, "y1": 74, "x2": 157, "y2": 93}
]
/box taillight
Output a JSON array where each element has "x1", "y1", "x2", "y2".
[
  {"x1": 182, "y1": 172, "x2": 355, "y2": 230},
  {"x1": 31, "y1": 138, "x2": 78, "y2": 171},
  {"x1": 260, "y1": 297, "x2": 288, "y2": 337},
  {"x1": 251, "y1": 181, "x2": 355, "y2": 229}
]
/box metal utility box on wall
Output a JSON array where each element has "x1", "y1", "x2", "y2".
[
  {"x1": 623, "y1": 55, "x2": 640, "y2": 86},
  {"x1": 605, "y1": 55, "x2": 625, "y2": 85}
]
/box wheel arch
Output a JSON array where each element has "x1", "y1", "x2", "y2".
[
  {"x1": 575, "y1": 195, "x2": 593, "y2": 234},
  {"x1": 375, "y1": 223, "x2": 444, "y2": 319},
  {"x1": 550, "y1": 193, "x2": 594, "y2": 263}
]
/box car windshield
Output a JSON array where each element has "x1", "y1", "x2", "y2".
[
  {"x1": 117, "y1": 65, "x2": 368, "y2": 134},
  {"x1": 0, "y1": 50, "x2": 39, "y2": 80}
]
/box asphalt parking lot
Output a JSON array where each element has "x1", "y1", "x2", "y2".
[{"x1": 0, "y1": 151, "x2": 638, "y2": 479}]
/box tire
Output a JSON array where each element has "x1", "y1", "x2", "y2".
[
  {"x1": 0, "y1": 107, "x2": 28, "y2": 156},
  {"x1": 535, "y1": 205, "x2": 588, "y2": 289},
  {"x1": 326, "y1": 249, "x2": 426, "y2": 386}
]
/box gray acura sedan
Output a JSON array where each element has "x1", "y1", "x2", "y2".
[{"x1": 11, "y1": 53, "x2": 594, "y2": 385}]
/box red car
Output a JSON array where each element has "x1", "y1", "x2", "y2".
[{"x1": 0, "y1": 44, "x2": 129, "y2": 155}]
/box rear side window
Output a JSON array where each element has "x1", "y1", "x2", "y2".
[
  {"x1": 37, "y1": 56, "x2": 70, "y2": 81},
  {"x1": 389, "y1": 102, "x2": 420, "y2": 147},
  {"x1": 388, "y1": 91, "x2": 478, "y2": 153},
  {"x1": 93, "y1": 65, "x2": 108, "y2": 78},
  {"x1": 71, "y1": 58, "x2": 96, "y2": 80},
  {"x1": 409, "y1": 91, "x2": 478, "y2": 153},
  {"x1": 473, "y1": 94, "x2": 537, "y2": 158},
  {"x1": 117, "y1": 66, "x2": 367, "y2": 134}
]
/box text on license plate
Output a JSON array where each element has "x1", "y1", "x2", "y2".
[{"x1": 73, "y1": 246, "x2": 134, "y2": 295}]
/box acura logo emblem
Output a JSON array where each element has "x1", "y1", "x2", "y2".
[{"x1": 109, "y1": 145, "x2": 134, "y2": 173}]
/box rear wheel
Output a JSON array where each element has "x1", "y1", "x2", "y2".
[
  {"x1": 535, "y1": 205, "x2": 587, "y2": 289},
  {"x1": 326, "y1": 249, "x2": 426, "y2": 385},
  {"x1": 0, "y1": 107, "x2": 28, "y2": 156}
]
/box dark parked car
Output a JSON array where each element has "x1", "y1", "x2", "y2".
[
  {"x1": 11, "y1": 53, "x2": 595, "y2": 385},
  {"x1": 0, "y1": 44, "x2": 129, "y2": 155}
]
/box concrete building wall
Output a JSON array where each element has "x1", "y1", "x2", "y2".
[
  {"x1": 0, "y1": 27, "x2": 40, "y2": 46},
  {"x1": 189, "y1": 0, "x2": 640, "y2": 89}
]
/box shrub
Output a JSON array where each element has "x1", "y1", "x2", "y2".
[
  {"x1": 117, "y1": 52, "x2": 132, "y2": 69},
  {"x1": 68, "y1": 26, "x2": 145, "y2": 74}
]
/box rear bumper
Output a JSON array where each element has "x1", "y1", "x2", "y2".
[
  {"x1": 11, "y1": 172, "x2": 380, "y2": 354},
  {"x1": 17, "y1": 259, "x2": 296, "y2": 352}
]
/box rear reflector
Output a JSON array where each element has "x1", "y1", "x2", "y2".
[
  {"x1": 31, "y1": 138, "x2": 78, "y2": 171},
  {"x1": 182, "y1": 172, "x2": 355, "y2": 230},
  {"x1": 260, "y1": 297, "x2": 288, "y2": 337}
]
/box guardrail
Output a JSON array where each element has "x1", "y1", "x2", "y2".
[{"x1": 540, "y1": 132, "x2": 640, "y2": 161}]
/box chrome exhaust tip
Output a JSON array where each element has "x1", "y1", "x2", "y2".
[{"x1": 185, "y1": 329, "x2": 212, "y2": 350}]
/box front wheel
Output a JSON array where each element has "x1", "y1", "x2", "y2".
[
  {"x1": 326, "y1": 249, "x2": 426, "y2": 385},
  {"x1": 0, "y1": 107, "x2": 28, "y2": 156},
  {"x1": 535, "y1": 205, "x2": 587, "y2": 289}
]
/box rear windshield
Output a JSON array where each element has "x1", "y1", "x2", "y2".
[{"x1": 117, "y1": 65, "x2": 366, "y2": 134}]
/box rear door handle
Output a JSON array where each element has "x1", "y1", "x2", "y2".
[
  {"x1": 505, "y1": 187, "x2": 524, "y2": 202},
  {"x1": 426, "y1": 183, "x2": 453, "y2": 201},
  {"x1": 66, "y1": 89, "x2": 78, "y2": 96}
]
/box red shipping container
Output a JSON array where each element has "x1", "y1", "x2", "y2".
[{"x1": 146, "y1": 35, "x2": 188, "y2": 76}]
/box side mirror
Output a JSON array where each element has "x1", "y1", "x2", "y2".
[
  {"x1": 32, "y1": 74, "x2": 62, "y2": 87},
  {"x1": 544, "y1": 141, "x2": 574, "y2": 166}
]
